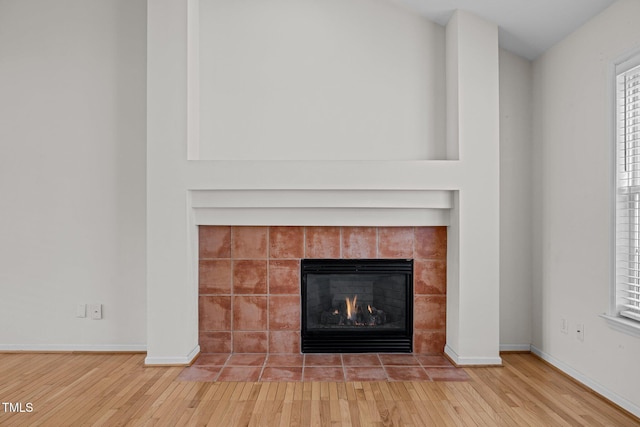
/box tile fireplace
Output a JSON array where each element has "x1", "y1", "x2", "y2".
[{"x1": 199, "y1": 226, "x2": 446, "y2": 354}]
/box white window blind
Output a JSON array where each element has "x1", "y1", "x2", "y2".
[{"x1": 616, "y1": 63, "x2": 640, "y2": 323}]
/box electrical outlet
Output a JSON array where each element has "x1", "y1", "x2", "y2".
[
  {"x1": 76, "y1": 304, "x2": 86, "y2": 318},
  {"x1": 90, "y1": 304, "x2": 102, "y2": 320},
  {"x1": 561, "y1": 318, "x2": 568, "y2": 334},
  {"x1": 576, "y1": 323, "x2": 584, "y2": 342}
]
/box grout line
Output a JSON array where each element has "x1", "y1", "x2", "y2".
[
  {"x1": 378, "y1": 353, "x2": 390, "y2": 381},
  {"x1": 257, "y1": 357, "x2": 267, "y2": 381},
  {"x1": 412, "y1": 226, "x2": 416, "y2": 258},
  {"x1": 303, "y1": 226, "x2": 306, "y2": 258},
  {"x1": 213, "y1": 353, "x2": 231, "y2": 382},
  {"x1": 230, "y1": 227, "x2": 235, "y2": 353},
  {"x1": 266, "y1": 227, "x2": 270, "y2": 355}
]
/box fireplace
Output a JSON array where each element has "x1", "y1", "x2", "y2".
[
  {"x1": 198, "y1": 226, "x2": 446, "y2": 355},
  {"x1": 301, "y1": 259, "x2": 413, "y2": 353}
]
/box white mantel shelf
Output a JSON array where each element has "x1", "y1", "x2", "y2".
[{"x1": 191, "y1": 189, "x2": 453, "y2": 227}]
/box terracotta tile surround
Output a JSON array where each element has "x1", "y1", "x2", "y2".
[{"x1": 199, "y1": 226, "x2": 447, "y2": 355}]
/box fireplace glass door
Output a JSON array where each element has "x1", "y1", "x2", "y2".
[{"x1": 301, "y1": 259, "x2": 413, "y2": 353}]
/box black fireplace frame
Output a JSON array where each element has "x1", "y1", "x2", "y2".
[{"x1": 301, "y1": 258, "x2": 413, "y2": 353}]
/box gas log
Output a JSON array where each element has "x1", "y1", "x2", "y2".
[{"x1": 319, "y1": 303, "x2": 386, "y2": 326}]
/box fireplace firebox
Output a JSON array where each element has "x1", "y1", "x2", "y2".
[{"x1": 301, "y1": 259, "x2": 413, "y2": 353}]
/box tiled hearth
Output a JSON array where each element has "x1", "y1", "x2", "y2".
[
  {"x1": 199, "y1": 226, "x2": 447, "y2": 355},
  {"x1": 178, "y1": 353, "x2": 469, "y2": 382}
]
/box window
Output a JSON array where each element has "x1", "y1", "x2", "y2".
[{"x1": 616, "y1": 60, "x2": 640, "y2": 323}]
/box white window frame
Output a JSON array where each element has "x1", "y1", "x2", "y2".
[{"x1": 605, "y1": 52, "x2": 640, "y2": 335}]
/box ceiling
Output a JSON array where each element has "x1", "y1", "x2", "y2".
[{"x1": 394, "y1": 0, "x2": 617, "y2": 60}]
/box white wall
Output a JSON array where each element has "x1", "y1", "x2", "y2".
[
  {"x1": 499, "y1": 49, "x2": 533, "y2": 349},
  {"x1": 197, "y1": 0, "x2": 445, "y2": 161},
  {"x1": 0, "y1": 0, "x2": 147, "y2": 350},
  {"x1": 532, "y1": 0, "x2": 640, "y2": 413}
]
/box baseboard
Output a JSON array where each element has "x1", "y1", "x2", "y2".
[
  {"x1": 0, "y1": 344, "x2": 146, "y2": 353},
  {"x1": 144, "y1": 344, "x2": 200, "y2": 366},
  {"x1": 531, "y1": 345, "x2": 640, "y2": 418},
  {"x1": 499, "y1": 343, "x2": 532, "y2": 352},
  {"x1": 444, "y1": 344, "x2": 503, "y2": 366}
]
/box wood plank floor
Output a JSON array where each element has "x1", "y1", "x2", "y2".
[{"x1": 0, "y1": 352, "x2": 637, "y2": 426}]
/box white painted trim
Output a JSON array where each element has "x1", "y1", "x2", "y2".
[
  {"x1": 191, "y1": 189, "x2": 452, "y2": 226},
  {"x1": 444, "y1": 344, "x2": 459, "y2": 363},
  {"x1": 194, "y1": 207, "x2": 450, "y2": 227},
  {"x1": 458, "y1": 356, "x2": 503, "y2": 366},
  {"x1": 445, "y1": 344, "x2": 502, "y2": 366},
  {"x1": 144, "y1": 345, "x2": 200, "y2": 366},
  {"x1": 0, "y1": 344, "x2": 146, "y2": 352},
  {"x1": 191, "y1": 189, "x2": 453, "y2": 209},
  {"x1": 499, "y1": 344, "x2": 532, "y2": 352},
  {"x1": 599, "y1": 314, "x2": 640, "y2": 337},
  {"x1": 531, "y1": 345, "x2": 640, "y2": 418}
]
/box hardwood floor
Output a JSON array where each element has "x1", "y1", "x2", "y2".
[{"x1": 0, "y1": 352, "x2": 637, "y2": 426}]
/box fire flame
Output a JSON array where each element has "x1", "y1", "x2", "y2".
[
  {"x1": 368, "y1": 305, "x2": 372, "y2": 313},
  {"x1": 345, "y1": 295, "x2": 357, "y2": 320}
]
